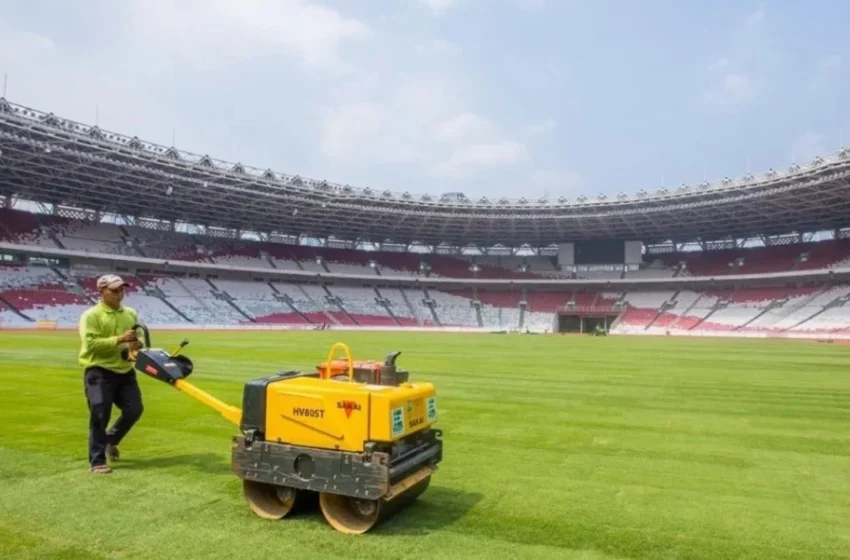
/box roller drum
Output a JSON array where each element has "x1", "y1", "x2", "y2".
[
  {"x1": 318, "y1": 472, "x2": 431, "y2": 534},
  {"x1": 243, "y1": 480, "x2": 315, "y2": 519}
]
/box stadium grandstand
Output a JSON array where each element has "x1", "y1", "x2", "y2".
[{"x1": 2, "y1": 97, "x2": 850, "y2": 338}]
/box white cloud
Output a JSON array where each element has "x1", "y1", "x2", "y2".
[
  {"x1": 321, "y1": 100, "x2": 433, "y2": 165},
  {"x1": 430, "y1": 113, "x2": 532, "y2": 178},
  {"x1": 530, "y1": 169, "x2": 583, "y2": 192},
  {"x1": 708, "y1": 58, "x2": 731, "y2": 72},
  {"x1": 417, "y1": 0, "x2": 457, "y2": 15},
  {"x1": 0, "y1": 0, "x2": 371, "y2": 161},
  {"x1": 0, "y1": 30, "x2": 54, "y2": 61},
  {"x1": 522, "y1": 118, "x2": 557, "y2": 138},
  {"x1": 697, "y1": 6, "x2": 770, "y2": 109},
  {"x1": 817, "y1": 54, "x2": 843, "y2": 73},
  {"x1": 433, "y1": 141, "x2": 530, "y2": 178},
  {"x1": 435, "y1": 113, "x2": 499, "y2": 143},
  {"x1": 791, "y1": 132, "x2": 826, "y2": 163},
  {"x1": 418, "y1": 0, "x2": 545, "y2": 14},
  {"x1": 319, "y1": 76, "x2": 531, "y2": 179},
  {"x1": 0, "y1": 25, "x2": 181, "y2": 147},
  {"x1": 123, "y1": 0, "x2": 369, "y2": 73},
  {"x1": 415, "y1": 38, "x2": 460, "y2": 56},
  {"x1": 809, "y1": 54, "x2": 842, "y2": 94},
  {"x1": 514, "y1": 0, "x2": 547, "y2": 8},
  {"x1": 319, "y1": 74, "x2": 459, "y2": 165},
  {"x1": 2, "y1": 1, "x2": 548, "y2": 196},
  {"x1": 699, "y1": 72, "x2": 756, "y2": 107},
  {"x1": 746, "y1": 8, "x2": 765, "y2": 27}
]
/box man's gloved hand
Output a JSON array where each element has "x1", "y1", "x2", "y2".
[
  {"x1": 120, "y1": 340, "x2": 142, "y2": 361},
  {"x1": 117, "y1": 330, "x2": 138, "y2": 344}
]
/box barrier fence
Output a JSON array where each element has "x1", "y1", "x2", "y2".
[
  {"x1": 0, "y1": 321, "x2": 500, "y2": 334},
  {"x1": 613, "y1": 328, "x2": 850, "y2": 341},
  {"x1": 3, "y1": 319, "x2": 850, "y2": 341}
]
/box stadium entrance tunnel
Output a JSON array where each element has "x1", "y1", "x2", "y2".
[{"x1": 557, "y1": 313, "x2": 619, "y2": 334}]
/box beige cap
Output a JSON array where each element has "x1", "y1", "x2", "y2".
[{"x1": 96, "y1": 274, "x2": 128, "y2": 290}]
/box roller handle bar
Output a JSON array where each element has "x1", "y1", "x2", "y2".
[
  {"x1": 130, "y1": 324, "x2": 240, "y2": 426},
  {"x1": 130, "y1": 323, "x2": 189, "y2": 357},
  {"x1": 131, "y1": 323, "x2": 151, "y2": 349}
]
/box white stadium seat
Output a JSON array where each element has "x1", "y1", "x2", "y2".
[{"x1": 4, "y1": 205, "x2": 850, "y2": 336}]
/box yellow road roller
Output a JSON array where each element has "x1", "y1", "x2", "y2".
[{"x1": 128, "y1": 325, "x2": 443, "y2": 534}]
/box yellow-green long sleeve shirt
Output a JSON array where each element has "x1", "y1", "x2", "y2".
[{"x1": 78, "y1": 301, "x2": 139, "y2": 372}]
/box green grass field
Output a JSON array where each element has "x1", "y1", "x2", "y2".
[{"x1": 1, "y1": 330, "x2": 849, "y2": 559}]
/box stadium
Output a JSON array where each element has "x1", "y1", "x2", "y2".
[
  {"x1": 3, "y1": 95, "x2": 850, "y2": 559},
  {"x1": 1, "y1": 98, "x2": 850, "y2": 336}
]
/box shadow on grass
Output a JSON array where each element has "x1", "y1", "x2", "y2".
[
  {"x1": 117, "y1": 456, "x2": 481, "y2": 534},
  {"x1": 238, "y1": 485, "x2": 482, "y2": 536},
  {"x1": 118, "y1": 453, "x2": 230, "y2": 476},
  {"x1": 371, "y1": 485, "x2": 483, "y2": 535}
]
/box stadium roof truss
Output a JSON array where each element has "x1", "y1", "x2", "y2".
[{"x1": 2, "y1": 98, "x2": 850, "y2": 250}]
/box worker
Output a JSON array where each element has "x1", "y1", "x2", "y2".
[{"x1": 78, "y1": 274, "x2": 144, "y2": 474}]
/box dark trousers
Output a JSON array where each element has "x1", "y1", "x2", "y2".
[{"x1": 83, "y1": 366, "x2": 144, "y2": 467}]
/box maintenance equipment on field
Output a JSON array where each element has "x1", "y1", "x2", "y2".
[
  {"x1": 317, "y1": 351, "x2": 410, "y2": 385},
  {"x1": 126, "y1": 325, "x2": 442, "y2": 534}
]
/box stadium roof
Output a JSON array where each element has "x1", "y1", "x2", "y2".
[{"x1": 2, "y1": 98, "x2": 850, "y2": 249}]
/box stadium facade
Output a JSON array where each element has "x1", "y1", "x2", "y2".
[{"x1": 1, "y1": 98, "x2": 850, "y2": 337}]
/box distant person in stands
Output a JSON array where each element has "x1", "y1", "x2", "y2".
[{"x1": 77, "y1": 274, "x2": 143, "y2": 474}]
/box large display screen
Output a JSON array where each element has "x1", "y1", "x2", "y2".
[{"x1": 573, "y1": 240, "x2": 626, "y2": 265}]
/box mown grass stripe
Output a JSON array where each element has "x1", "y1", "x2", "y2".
[{"x1": 1, "y1": 331, "x2": 849, "y2": 559}]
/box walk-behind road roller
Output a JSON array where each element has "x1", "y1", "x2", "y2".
[{"x1": 127, "y1": 325, "x2": 443, "y2": 534}]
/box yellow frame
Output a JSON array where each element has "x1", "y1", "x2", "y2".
[{"x1": 322, "y1": 342, "x2": 354, "y2": 381}]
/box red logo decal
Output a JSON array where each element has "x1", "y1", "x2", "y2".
[{"x1": 337, "y1": 400, "x2": 361, "y2": 418}]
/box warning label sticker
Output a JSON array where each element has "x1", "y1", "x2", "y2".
[
  {"x1": 427, "y1": 396, "x2": 437, "y2": 421},
  {"x1": 391, "y1": 407, "x2": 404, "y2": 436}
]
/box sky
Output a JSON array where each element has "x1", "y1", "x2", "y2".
[{"x1": 0, "y1": 0, "x2": 847, "y2": 202}]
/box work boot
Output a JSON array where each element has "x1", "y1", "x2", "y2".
[{"x1": 106, "y1": 444, "x2": 120, "y2": 461}]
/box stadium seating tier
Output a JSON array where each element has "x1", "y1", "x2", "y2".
[{"x1": 2, "y1": 208, "x2": 850, "y2": 335}]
